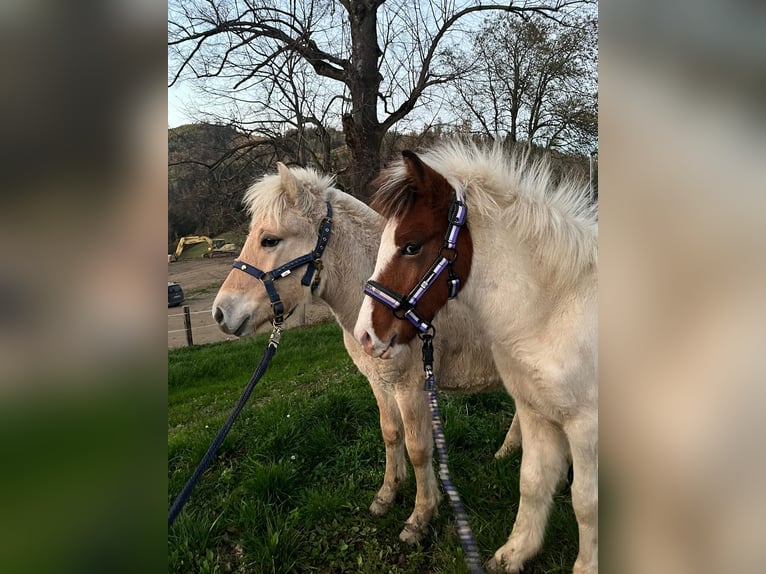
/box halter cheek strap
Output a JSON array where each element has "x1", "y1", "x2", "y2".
[
  {"x1": 233, "y1": 201, "x2": 333, "y2": 326},
  {"x1": 364, "y1": 196, "x2": 466, "y2": 335}
]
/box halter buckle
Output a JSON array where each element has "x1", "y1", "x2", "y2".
[
  {"x1": 448, "y1": 200, "x2": 467, "y2": 225},
  {"x1": 447, "y1": 276, "x2": 460, "y2": 299},
  {"x1": 309, "y1": 259, "x2": 323, "y2": 292},
  {"x1": 271, "y1": 300, "x2": 285, "y2": 323}
]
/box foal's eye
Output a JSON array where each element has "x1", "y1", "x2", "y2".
[
  {"x1": 260, "y1": 237, "x2": 282, "y2": 248},
  {"x1": 401, "y1": 242, "x2": 421, "y2": 256}
]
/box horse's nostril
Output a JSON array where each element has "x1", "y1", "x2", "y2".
[
  {"x1": 213, "y1": 307, "x2": 224, "y2": 324},
  {"x1": 359, "y1": 330, "x2": 375, "y2": 354}
]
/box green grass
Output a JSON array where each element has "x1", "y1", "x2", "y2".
[{"x1": 169, "y1": 322, "x2": 578, "y2": 573}]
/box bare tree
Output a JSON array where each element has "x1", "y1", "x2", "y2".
[
  {"x1": 449, "y1": 13, "x2": 598, "y2": 154},
  {"x1": 168, "y1": 0, "x2": 592, "y2": 199}
]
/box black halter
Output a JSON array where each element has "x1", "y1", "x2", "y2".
[
  {"x1": 233, "y1": 201, "x2": 333, "y2": 326},
  {"x1": 364, "y1": 195, "x2": 467, "y2": 336}
]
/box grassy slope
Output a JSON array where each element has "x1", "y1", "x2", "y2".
[{"x1": 168, "y1": 323, "x2": 577, "y2": 573}]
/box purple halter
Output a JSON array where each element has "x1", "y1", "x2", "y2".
[
  {"x1": 365, "y1": 194, "x2": 484, "y2": 573},
  {"x1": 364, "y1": 196, "x2": 467, "y2": 335}
]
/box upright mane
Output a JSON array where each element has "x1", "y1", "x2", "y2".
[
  {"x1": 372, "y1": 140, "x2": 598, "y2": 285},
  {"x1": 242, "y1": 166, "x2": 335, "y2": 223},
  {"x1": 369, "y1": 168, "x2": 416, "y2": 220}
]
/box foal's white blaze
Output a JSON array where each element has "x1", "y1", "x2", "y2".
[{"x1": 354, "y1": 220, "x2": 404, "y2": 359}]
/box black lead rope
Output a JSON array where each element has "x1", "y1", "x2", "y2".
[
  {"x1": 170, "y1": 202, "x2": 334, "y2": 527},
  {"x1": 168, "y1": 324, "x2": 283, "y2": 527}
]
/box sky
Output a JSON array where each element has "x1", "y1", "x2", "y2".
[{"x1": 168, "y1": 83, "x2": 195, "y2": 128}]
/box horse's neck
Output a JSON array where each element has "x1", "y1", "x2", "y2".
[
  {"x1": 318, "y1": 191, "x2": 383, "y2": 333},
  {"x1": 460, "y1": 221, "x2": 540, "y2": 333},
  {"x1": 461, "y1": 218, "x2": 595, "y2": 338}
]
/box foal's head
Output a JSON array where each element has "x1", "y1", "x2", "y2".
[
  {"x1": 213, "y1": 163, "x2": 332, "y2": 336},
  {"x1": 354, "y1": 150, "x2": 473, "y2": 359}
]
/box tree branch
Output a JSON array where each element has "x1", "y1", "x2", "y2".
[
  {"x1": 380, "y1": 1, "x2": 589, "y2": 131},
  {"x1": 169, "y1": 9, "x2": 349, "y2": 86}
]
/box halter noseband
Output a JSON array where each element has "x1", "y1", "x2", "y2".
[
  {"x1": 233, "y1": 201, "x2": 333, "y2": 326},
  {"x1": 364, "y1": 196, "x2": 466, "y2": 335}
]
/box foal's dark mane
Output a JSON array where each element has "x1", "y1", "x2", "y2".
[{"x1": 369, "y1": 166, "x2": 416, "y2": 219}]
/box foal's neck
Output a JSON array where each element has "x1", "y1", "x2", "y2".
[{"x1": 317, "y1": 191, "x2": 383, "y2": 334}]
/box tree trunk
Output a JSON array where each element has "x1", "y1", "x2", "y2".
[
  {"x1": 343, "y1": 114, "x2": 383, "y2": 202},
  {"x1": 342, "y1": 0, "x2": 384, "y2": 202}
]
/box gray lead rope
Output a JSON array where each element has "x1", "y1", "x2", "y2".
[
  {"x1": 421, "y1": 333, "x2": 484, "y2": 574},
  {"x1": 363, "y1": 195, "x2": 482, "y2": 571}
]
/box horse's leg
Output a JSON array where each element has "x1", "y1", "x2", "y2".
[
  {"x1": 488, "y1": 405, "x2": 569, "y2": 574},
  {"x1": 395, "y1": 384, "x2": 439, "y2": 543},
  {"x1": 565, "y1": 413, "x2": 598, "y2": 574},
  {"x1": 368, "y1": 382, "x2": 407, "y2": 517},
  {"x1": 495, "y1": 412, "x2": 522, "y2": 458}
]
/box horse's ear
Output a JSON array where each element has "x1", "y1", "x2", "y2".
[
  {"x1": 402, "y1": 150, "x2": 445, "y2": 204},
  {"x1": 401, "y1": 150, "x2": 427, "y2": 184},
  {"x1": 276, "y1": 162, "x2": 298, "y2": 206}
]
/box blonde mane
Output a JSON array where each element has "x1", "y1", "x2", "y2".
[
  {"x1": 378, "y1": 141, "x2": 598, "y2": 286},
  {"x1": 242, "y1": 166, "x2": 335, "y2": 223}
]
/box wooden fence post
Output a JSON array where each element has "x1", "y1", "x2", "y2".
[
  {"x1": 183, "y1": 305, "x2": 193, "y2": 346},
  {"x1": 299, "y1": 302, "x2": 307, "y2": 326}
]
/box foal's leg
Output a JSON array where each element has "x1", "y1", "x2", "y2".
[
  {"x1": 488, "y1": 405, "x2": 569, "y2": 573},
  {"x1": 564, "y1": 414, "x2": 598, "y2": 574},
  {"x1": 495, "y1": 412, "x2": 522, "y2": 458},
  {"x1": 369, "y1": 382, "x2": 407, "y2": 516},
  {"x1": 395, "y1": 385, "x2": 440, "y2": 543}
]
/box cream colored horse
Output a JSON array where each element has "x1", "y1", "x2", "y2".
[
  {"x1": 213, "y1": 163, "x2": 518, "y2": 543},
  {"x1": 355, "y1": 142, "x2": 598, "y2": 573}
]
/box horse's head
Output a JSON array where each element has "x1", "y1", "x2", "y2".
[
  {"x1": 354, "y1": 150, "x2": 473, "y2": 359},
  {"x1": 213, "y1": 163, "x2": 333, "y2": 336}
]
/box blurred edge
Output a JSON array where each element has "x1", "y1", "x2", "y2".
[
  {"x1": 0, "y1": 0, "x2": 167, "y2": 572},
  {"x1": 601, "y1": 1, "x2": 766, "y2": 573},
  {"x1": 0, "y1": 0, "x2": 764, "y2": 573}
]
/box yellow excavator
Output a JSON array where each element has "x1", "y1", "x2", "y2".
[{"x1": 170, "y1": 236, "x2": 239, "y2": 262}]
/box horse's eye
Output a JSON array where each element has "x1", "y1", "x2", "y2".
[
  {"x1": 401, "y1": 242, "x2": 421, "y2": 256},
  {"x1": 260, "y1": 237, "x2": 282, "y2": 248}
]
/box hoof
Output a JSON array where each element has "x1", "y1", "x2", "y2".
[
  {"x1": 369, "y1": 495, "x2": 393, "y2": 517},
  {"x1": 484, "y1": 557, "x2": 524, "y2": 574},
  {"x1": 399, "y1": 522, "x2": 426, "y2": 544},
  {"x1": 486, "y1": 557, "x2": 522, "y2": 573}
]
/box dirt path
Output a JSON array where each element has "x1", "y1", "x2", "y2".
[{"x1": 168, "y1": 258, "x2": 333, "y2": 349}]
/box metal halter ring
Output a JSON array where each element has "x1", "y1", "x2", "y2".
[
  {"x1": 417, "y1": 324, "x2": 436, "y2": 339},
  {"x1": 438, "y1": 245, "x2": 458, "y2": 263},
  {"x1": 393, "y1": 305, "x2": 411, "y2": 321}
]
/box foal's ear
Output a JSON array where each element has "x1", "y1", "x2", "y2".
[
  {"x1": 276, "y1": 162, "x2": 298, "y2": 206},
  {"x1": 401, "y1": 150, "x2": 428, "y2": 185},
  {"x1": 402, "y1": 150, "x2": 447, "y2": 204}
]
